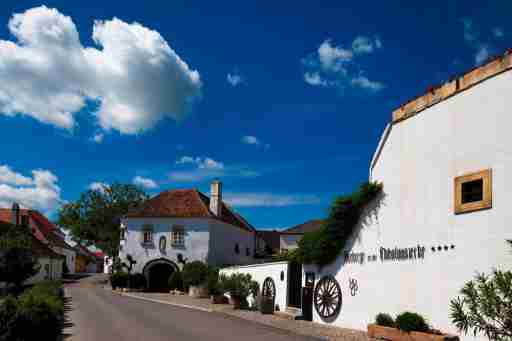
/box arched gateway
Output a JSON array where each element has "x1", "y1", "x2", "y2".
[{"x1": 142, "y1": 258, "x2": 179, "y2": 292}]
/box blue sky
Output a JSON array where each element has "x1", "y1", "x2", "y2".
[{"x1": 0, "y1": 1, "x2": 510, "y2": 229}]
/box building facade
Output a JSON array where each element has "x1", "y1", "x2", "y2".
[
  {"x1": 119, "y1": 181, "x2": 256, "y2": 291},
  {"x1": 302, "y1": 51, "x2": 512, "y2": 341}
]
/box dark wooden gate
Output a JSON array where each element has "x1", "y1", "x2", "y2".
[{"x1": 287, "y1": 262, "x2": 302, "y2": 308}]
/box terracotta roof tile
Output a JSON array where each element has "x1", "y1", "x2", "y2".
[
  {"x1": 281, "y1": 219, "x2": 325, "y2": 234},
  {"x1": 125, "y1": 189, "x2": 254, "y2": 232}
]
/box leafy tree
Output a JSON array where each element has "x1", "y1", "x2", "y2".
[
  {"x1": 0, "y1": 222, "x2": 40, "y2": 294},
  {"x1": 57, "y1": 183, "x2": 148, "y2": 257},
  {"x1": 450, "y1": 241, "x2": 512, "y2": 341}
]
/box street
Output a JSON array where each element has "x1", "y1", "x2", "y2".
[{"x1": 65, "y1": 277, "x2": 317, "y2": 341}]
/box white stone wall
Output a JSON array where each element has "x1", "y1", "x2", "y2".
[
  {"x1": 119, "y1": 217, "x2": 255, "y2": 273},
  {"x1": 221, "y1": 261, "x2": 289, "y2": 311},
  {"x1": 280, "y1": 234, "x2": 301, "y2": 251},
  {"x1": 304, "y1": 69, "x2": 512, "y2": 341}
]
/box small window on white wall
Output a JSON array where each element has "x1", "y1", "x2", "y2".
[
  {"x1": 141, "y1": 224, "x2": 153, "y2": 244},
  {"x1": 171, "y1": 226, "x2": 185, "y2": 247}
]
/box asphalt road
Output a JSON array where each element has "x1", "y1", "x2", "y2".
[{"x1": 65, "y1": 278, "x2": 317, "y2": 341}]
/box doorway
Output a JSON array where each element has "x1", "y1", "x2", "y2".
[{"x1": 287, "y1": 262, "x2": 302, "y2": 308}]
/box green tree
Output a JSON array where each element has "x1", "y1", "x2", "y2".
[
  {"x1": 57, "y1": 183, "x2": 148, "y2": 257},
  {"x1": 0, "y1": 222, "x2": 40, "y2": 294},
  {"x1": 450, "y1": 241, "x2": 512, "y2": 341}
]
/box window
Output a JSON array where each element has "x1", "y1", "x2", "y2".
[
  {"x1": 141, "y1": 224, "x2": 154, "y2": 244},
  {"x1": 234, "y1": 243, "x2": 240, "y2": 254},
  {"x1": 171, "y1": 226, "x2": 185, "y2": 247},
  {"x1": 159, "y1": 236, "x2": 167, "y2": 251},
  {"x1": 454, "y1": 169, "x2": 492, "y2": 214}
]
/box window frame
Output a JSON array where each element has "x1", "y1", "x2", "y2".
[
  {"x1": 454, "y1": 169, "x2": 492, "y2": 214},
  {"x1": 171, "y1": 225, "x2": 185, "y2": 248},
  {"x1": 141, "y1": 224, "x2": 154, "y2": 245}
]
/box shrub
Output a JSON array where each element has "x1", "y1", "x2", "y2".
[
  {"x1": 168, "y1": 271, "x2": 184, "y2": 291},
  {"x1": 130, "y1": 273, "x2": 146, "y2": 289},
  {"x1": 182, "y1": 261, "x2": 209, "y2": 287},
  {"x1": 450, "y1": 269, "x2": 512, "y2": 341},
  {"x1": 207, "y1": 267, "x2": 225, "y2": 296},
  {"x1": 0, "y1": 296, "x2": 19, "y2": 340},
  {"x1": 375, "y1": 313, "x2": 395, "y2": 327},
  {"x1": 220, "y1": 273, "x2": 259, "y2": 302},
  {"x1": 395, "y1": 312, "x2": 429, "y2": 333},
  {"x1": 110, "y1": 271, "x2": 129, "y2": 289}
]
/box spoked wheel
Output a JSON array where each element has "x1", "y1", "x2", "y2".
[{"x1": 314, "y1": 276, "x2": 342, "y2": 319}]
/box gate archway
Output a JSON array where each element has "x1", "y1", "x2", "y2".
[{"x1": 142, "y1": 258, "x2": 179, "y2": 292}]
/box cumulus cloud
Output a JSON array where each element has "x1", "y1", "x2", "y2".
[
  {"x1": 303, "y1": 36, "x2": 384, "y2": 93},
  {"x1": 224, "y1": 192, "x2": 320, "y2": 207},
  {"x1": 170, "y1": 156, "x2": 258, "y2": 183},
  {"x1": 0, "y1": 165, "x2": 62, "y2": 213},
  {"x1": 132, "y1": 176, "x2": 158, "y2": 189},
  {"x1": 475, "y1": 46, "x2": 491, "y2": 65},
  {"x1": 0, "y1": 6, "x2": 202, "y2": 134},
  {"x1": 91, "y1": 133, "x2": 104, "y2": 143},
  {"x1": 460, "y1": 17, "x2": 502, "y2": 66},
  {"x1": 227, "y1": 72, "x2": 244, "y2": 86},
  {"x1": 241, "y1": 135, "x2": 260, "y2": 145}
]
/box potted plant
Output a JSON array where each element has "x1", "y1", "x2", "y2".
[
  {"x1": 168, "y1": 271, "x2": 184, "y2": 294},
  {"x1": 367, "y1": 312, "x2": 459, "y2": 341},
  {"x1": 221, "y1": 273, "x2": 258, "y2": 309},
  {"x1": 208, "y1": 268, "x2": 228, "y2": 304},
  {"x1": 182, "y1": 261, "x2": 209, "y2": 298}
]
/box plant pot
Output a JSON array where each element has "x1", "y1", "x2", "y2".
[
  {"x1": 211, "y1": 294, "x2": 228, "y2": 304},
  {"x1": 230, "y1": 296, "x2": 242, "y2": 309},
  {"x1": 188, "y1": 284, "x2": 208, "y2": 298},
  {"x1": 367, "y1": 324, "x2": 459, "y2": 341},
  {"x1": 260, "y1": 296, "x2": 274, "y2": 314}
]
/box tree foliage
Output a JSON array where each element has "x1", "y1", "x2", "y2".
[
  {"x1": 450, "y1": 267, "x2": 512, "y2": 341},
  {"x1": 57, "y1": 183, "x2": 148, "y2": 256},
  {"x1": 294, "y1": 182, "x2": 382, "y2": 266},
  {"x1": 0, "y1": 222, "x2": 40, "y2": 293}
]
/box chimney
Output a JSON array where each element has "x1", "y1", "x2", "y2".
[
  {"x1": 210, "y1": 180, "x2": 222, "y2": 217},
  {"x1": 11, "y1": 203, "x2": 20, "y2": 226}
]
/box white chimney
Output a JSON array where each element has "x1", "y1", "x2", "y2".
[
  {"x1": 11, "y1": 203, "x2": 20, "y2": 226},
  {"x1": 210, "y1": 180, "x2": 222, "y2": 217}
]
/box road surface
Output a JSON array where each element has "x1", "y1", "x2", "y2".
[{"x1": 65, "y1": 276, "x2": 317, "y2": 341}]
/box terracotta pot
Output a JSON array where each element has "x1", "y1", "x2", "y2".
[
  {"x1": 188, "y1": 284, "x2": 209, "y2": 298},
  {"x1": 211, "y1": 294, "x2": 228, "y2": 304},
  {"x1": 367, "y1": 324, "x2": 459, "y2": 341}
]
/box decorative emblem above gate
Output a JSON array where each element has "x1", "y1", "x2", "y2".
[
  {"x1": 262, "y1": 277, "x2": 276, "y2": 301},
  {"x1": 314, "y1": 276, "x2": 342, "y2": 319}
]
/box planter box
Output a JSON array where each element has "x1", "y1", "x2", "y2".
[
  {"x1": 188, "y1": 284, "x2": 208, "y2": 298},
  {"x1": 367, "y1": 324, "x2": 459, "y2": 341},
  {"x1": 211, "y1": 295, "x2": 228, "y2": 304}
]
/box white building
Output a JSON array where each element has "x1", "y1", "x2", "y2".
[
  {"x1": 119, "y1": 181, "x2": 256, "y2": 291},
  {"x1": 279, "y1": 219, "x2": 323, "y2": 252},
  {"x1": 302, "y1": 51, "x2": 512, "y2": 341}
]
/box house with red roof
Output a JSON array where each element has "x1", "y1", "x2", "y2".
[
  {"x1": 119, "y1": 180, "x2": 256, "y2": 291},
  {"x1": 0, "y1": 204, "x2": 76, "y2": 274}
]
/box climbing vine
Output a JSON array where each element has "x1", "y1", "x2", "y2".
[{"x1": 293, "y1": 181, "x2": 382, "y2": 266}]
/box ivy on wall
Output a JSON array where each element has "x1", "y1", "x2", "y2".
[{"x1": 291, "y1": 181, "x2": 383, "y2": 266}]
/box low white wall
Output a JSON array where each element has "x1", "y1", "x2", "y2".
[{"x1": 221, "y1": 261, "x2": 289, "y2": 311}]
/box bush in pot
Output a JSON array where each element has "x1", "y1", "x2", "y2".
[
  {"x1": 220, "y1": 273, "x2": 259, "y2": 309},
  {"x1": 375, "y1": 313, "x2": 395, "y2": 328},
  {"x1": 110, "y1": 271, "x2": 129, "y2": 290},
  {"x1": 395, "y1": 312, "x2": 429, "y2": 333},
  {"x1": 207, "y1": 267, "x2": 227, "y2": 304},
  {"x1": 168, "y1": 271, "x2": 184, "y2": 292},
  {"x1": 182, "y1": 261, "x2": 209, "y2": 297}
]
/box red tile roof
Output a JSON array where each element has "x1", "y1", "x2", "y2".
[
  {"x1": 281, "y1": 219, "x2": 325, "y2": 234},
  {"x1": 125, "y1": 189, "x2": 254, "y2": 232}
]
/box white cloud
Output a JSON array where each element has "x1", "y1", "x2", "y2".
[
  {"x1": 133, "y1": 176, "x2": 158, "y2": 189},
  {"x1": 493, "y1": 27, "x2": 504, "y2": 39},
  {"x1": 475, "y1": 46, "x2": 490, "y2": 65},
  {"x1": 241, "y1": 135, "x2": 260, "y2": 145},
  {"x1": 461, "y1": 18, "x2": 478, "y2": 44},
  {"x1": 176, "y1": 156, "x2": 224, "y2": 170},
  {"x1": 0, "y1": 165, "x2": 62, "y2": 214},
  {"x1": 91, "y1": 133, "x2": 104, "y2": 143},
  {"x1": 352, "y1": 36, "x2": 382, "y2": 54},
  {"x1": 170, "y1": 156, "x2": 257, "y2": 183},
  {"x1": 89, "y1": 182, "x2": 108, "y2": 193},
  {"x1": 227, "y1": 72, "x2": 244, "y2": 86},
  {"x1": 351, "y1": 76, "x2": 385, "y2": 92},
  {"x1": 0, "y1": 6, "x2": 201, "y2": 134},
  {"x1": 224, "y1": 192, "x2": 320, "y2": 207},
  {"x1": 303, "y1": 36, "x2": 384, "y2": 93}
]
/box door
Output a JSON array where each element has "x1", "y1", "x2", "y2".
[{"x1": 287, "y1": 262, "x2": 302, "y2": 308}]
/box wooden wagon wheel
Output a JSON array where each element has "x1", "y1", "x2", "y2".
[
  {"x1": 262, "y1": 277, "x2": 276, "y2": 300},
  {"x1": 314, "y1": 276, "x2": 342, "y2": 319}
]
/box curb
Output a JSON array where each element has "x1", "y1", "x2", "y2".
[{"x1": 116, "y1": 291, "x2": 213, "y2": 313}]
